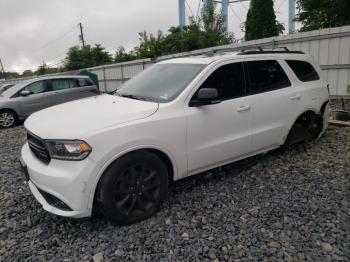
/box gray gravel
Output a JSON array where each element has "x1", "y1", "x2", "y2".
[{"x1": 0, "y1": 125, "x2": 349, "y2": 261}]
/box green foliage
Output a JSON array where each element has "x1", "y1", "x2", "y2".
[
  {"x1": 65, "y1": 44, "x2": 112, "y2": 70},
  {"x1": 245, "y1": 0, "x2": 284, "y2": 41},
  {"x1": 21, "y1": 70, "x2": 35, "y2": 77},
  {"x1": 134, "y1": 30, "x2": 165, "y2": 59},
  {"x1": 114, "y1": 46, "x2": 136, "y2": 63},
  {"x1": 296, "y1": 0, "x2": 350, "y2": 32},
  {"x1": 36, "y1": 63, "x2": 49, "y2": 75},
  {"x1": 202, "y1": 0, "x2": 225, "y2": 33},
  {"x1": 3, "y1": 72, "x2": 20, "y2": 79},
  {"x1": 35, "y1": 63, "x2": 62, "y2": 76}
]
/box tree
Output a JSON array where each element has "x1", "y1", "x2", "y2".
[
  {"x1": 202, "y1": 0, "x2": 225, "y2": 33},
  {"x1": 36, "y1": 62, "x2": 49, "y2": 75},
  {"x1": 3, "y1": 72, "x2": 20, "y2": 79},
  {"x1": 21, "y1": 70, "x2": 34, "y2": 77},
  {"x1": 35, "y1": 63, "x2": 62, "y2": 76},
  {"x1": 114, "y1": 46, "x2": 136, "y2": 63},
  {"x1": 134, "y1": 30, "x2": 165, "y2": 59},
  {"x1": 65, "y1": 44, "x2": 112, "y2": 70},
  {"x1": 296, "y1": 0, "x2": 350, "y2": 32},
  {"x1": 245, "y1": 0, "x2": 284, "y2": 41}
]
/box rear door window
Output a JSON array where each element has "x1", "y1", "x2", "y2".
[
  {"x1": 51, "y1": 79, "x2": 77, "y2": 90},
  {"x1": 245, "y1": 60, "x2": 291, "y2": 95},
  {"x1": 286, "y1": 60, "x2": 320, "y2": 82}
]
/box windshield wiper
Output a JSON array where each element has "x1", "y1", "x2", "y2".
[{"x1": 118, "y1": 93, "x2": 148, "y2": 101}]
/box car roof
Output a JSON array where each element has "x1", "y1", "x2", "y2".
[
  {"x1": 159, "y1": 52, "x2": 313, "y2": 65},
  {"x1": 34, "y1": 75, "x2": 89, "y2": 81}
]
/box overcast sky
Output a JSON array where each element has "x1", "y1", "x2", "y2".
[{"x1": 0, "y1": 0, "x2": 293, "y2": 72}]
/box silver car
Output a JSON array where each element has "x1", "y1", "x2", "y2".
[{"x1": 0, "y1": 75, "x2": 99, "y2": 128}]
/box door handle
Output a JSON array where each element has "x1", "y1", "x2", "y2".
[
  {"x1": 290, "y1": 94, "x2": 301, "y2": 100},
  {"x1": 237, "y1": 105, "x2": 251, "y2": 112}
]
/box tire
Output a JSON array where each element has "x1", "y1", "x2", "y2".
[
  {"x1": 0, "y1": 109, "x2": 18, "y2": 128},
  {"x1": 96, "y1": 151, "x2": 169, "y2": 225}
]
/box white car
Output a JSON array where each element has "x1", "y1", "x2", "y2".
[{"x1": 20, "y1": 49, "x2": 330, "y2": 225}]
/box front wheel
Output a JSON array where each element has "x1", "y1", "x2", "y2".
[
  {"x1": 0, "y1": 110, "x2": 18, "y2": 128},
  {"x1": 96, "y1": 151, "x2": 169, "y2": 225}
]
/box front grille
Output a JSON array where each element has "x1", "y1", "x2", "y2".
[
  {"x1": 37, "y1": 188, "x2": 73, "y2": 211},
  {"x1": 27, "y1": 132, "x2": 51, "y2": 164}
]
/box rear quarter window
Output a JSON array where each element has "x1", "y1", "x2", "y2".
[
  {"x1": 77, "y1": 78, "x2": 94, "y2": 87},
  {"x1": 286, "y1": 60, "x2": 320, "y2": 82}
]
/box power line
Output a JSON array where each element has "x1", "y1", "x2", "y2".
[
  {"x1": 185, "y1": 0, "x2": 194, "y2": 18},
  {"x1": 229, "y1": 4, "x2": 243, "y2": 23},
  {"x1": 35, "y1": 25, "x2": 77, "y2": 52},
  {"x1": 276, "y1": 0, "x2": 288, "y2": 11},
  {"x1": 47, "y1": 60, "x2": 65, "y2": 68},
  {"x1": 45, "y1": 52, "x2": 67, "y2": 64},
  {"x1": 196, "y1": 0, "x2": 201, "y2": 21},
  {"x1": 239, "y1": 1, "x2": 248, "y2": 11}
]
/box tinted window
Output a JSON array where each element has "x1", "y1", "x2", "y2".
[
  {"x1": 77, "y1": 79, "x2": 93, "y2": 87},
  {"x1": 24, "y1": 81, "x2": 48, "y2": 94},
  {"x1": 286, "y1": 60, "x2": 320, "y2": 82},
  {"x1": 51, "y1": 79, "x2": 76, "y2": 90},
  {"x1": 246, "y1": 60, "x2": 291, "y2": 94},
  {"x1": 197, "y1": 62, "x2": 245, "y2": 100}
]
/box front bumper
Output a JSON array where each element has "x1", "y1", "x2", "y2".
[{"x1": 21, "y1": 143, "x2": 100, "y2": 218}]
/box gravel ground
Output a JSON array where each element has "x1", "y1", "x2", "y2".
[{"x1": 0, "y1": 125, "x2": 349, "y2": 261}]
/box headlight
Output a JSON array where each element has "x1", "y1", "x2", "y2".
[{"x1": 46, "y1": 140, "x2": 92, "y2": 161}]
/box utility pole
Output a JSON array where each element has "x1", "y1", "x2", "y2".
[
  {"x1": 179, "y1": 0, "x2": 186, "y2": 30},
  {"x1": 288, "y1": 0, "x2": 296, "y2": 33},
  {"x1": 78, "y1": 22, "x2": 86, "y2": 47},
  {"x1": 221, "y1": 0, "x2": 229, "y2": 37},
  {"x1": 0, "y1": 58, "x2": 5, "y2": 79}
]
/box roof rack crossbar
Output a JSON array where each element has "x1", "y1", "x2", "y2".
[{"x1": 190, "y1": 46, "x2": 303, "y2": 58}]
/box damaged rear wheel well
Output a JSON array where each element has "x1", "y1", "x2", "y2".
[{"x1": 284, "y1": 110, "x2": 323, "y2": 146}]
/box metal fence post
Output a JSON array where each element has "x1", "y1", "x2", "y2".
[
  {"x1": 102, "y1": 66, "x2": 106, "y2": 93},
  {"x1": 121, "y1": 64, "x2": 124, "y2": 84}
]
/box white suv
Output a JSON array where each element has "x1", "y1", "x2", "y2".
[{"x1": 20, "y1": 50, "x2": 330, "y2": 225}]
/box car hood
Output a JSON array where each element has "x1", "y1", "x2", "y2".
[{"x1": 25, "y1": 94, "x2": 159, "y2": 139}]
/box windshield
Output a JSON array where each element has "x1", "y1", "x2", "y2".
[
  {"x1": 117, "y1": 63, "x2": 205, "y2": 102},
  {"x1": 1, "y1": 81, "x2": 29, "y2": 97},
  {"x1": 0, "y1": 84, "x2": 14, "y2": 95}
]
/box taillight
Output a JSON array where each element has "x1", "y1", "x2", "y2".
[{"x1": 326, "y1": 84, "x2": 330, "y2": 94}]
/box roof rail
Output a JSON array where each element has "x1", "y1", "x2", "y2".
[
  {"x1": 199, "y1": 46, "x2": 304, "y2": 57},
  {"x1": 237, "y1": 46, "x2": 304, "y2": 55}
]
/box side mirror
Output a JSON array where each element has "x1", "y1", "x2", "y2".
[
  {"x1": 189, "y1": 88, "x2": 221, "y2": 107},
  {"x1": 19, "y1": 90, "x2": 31, "y2": 97}
]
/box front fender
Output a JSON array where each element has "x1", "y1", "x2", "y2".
[{"x1": 86, "y1": 143, "x2": 178, "y2": 210}]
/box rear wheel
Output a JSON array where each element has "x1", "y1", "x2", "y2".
[
  {"x1": 96, "y1": 151, "x2": 169, "y2": 225},
  {"x1": 0, "y1": 110, "x2": 18, "y2": 128}
]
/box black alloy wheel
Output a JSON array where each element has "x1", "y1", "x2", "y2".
[
  {"x1": 114, "y1": 163, "x2": 161, "y2": 217},
  {"x1": 96, "y1": 151, "x2": 169, "y2": 225}
]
